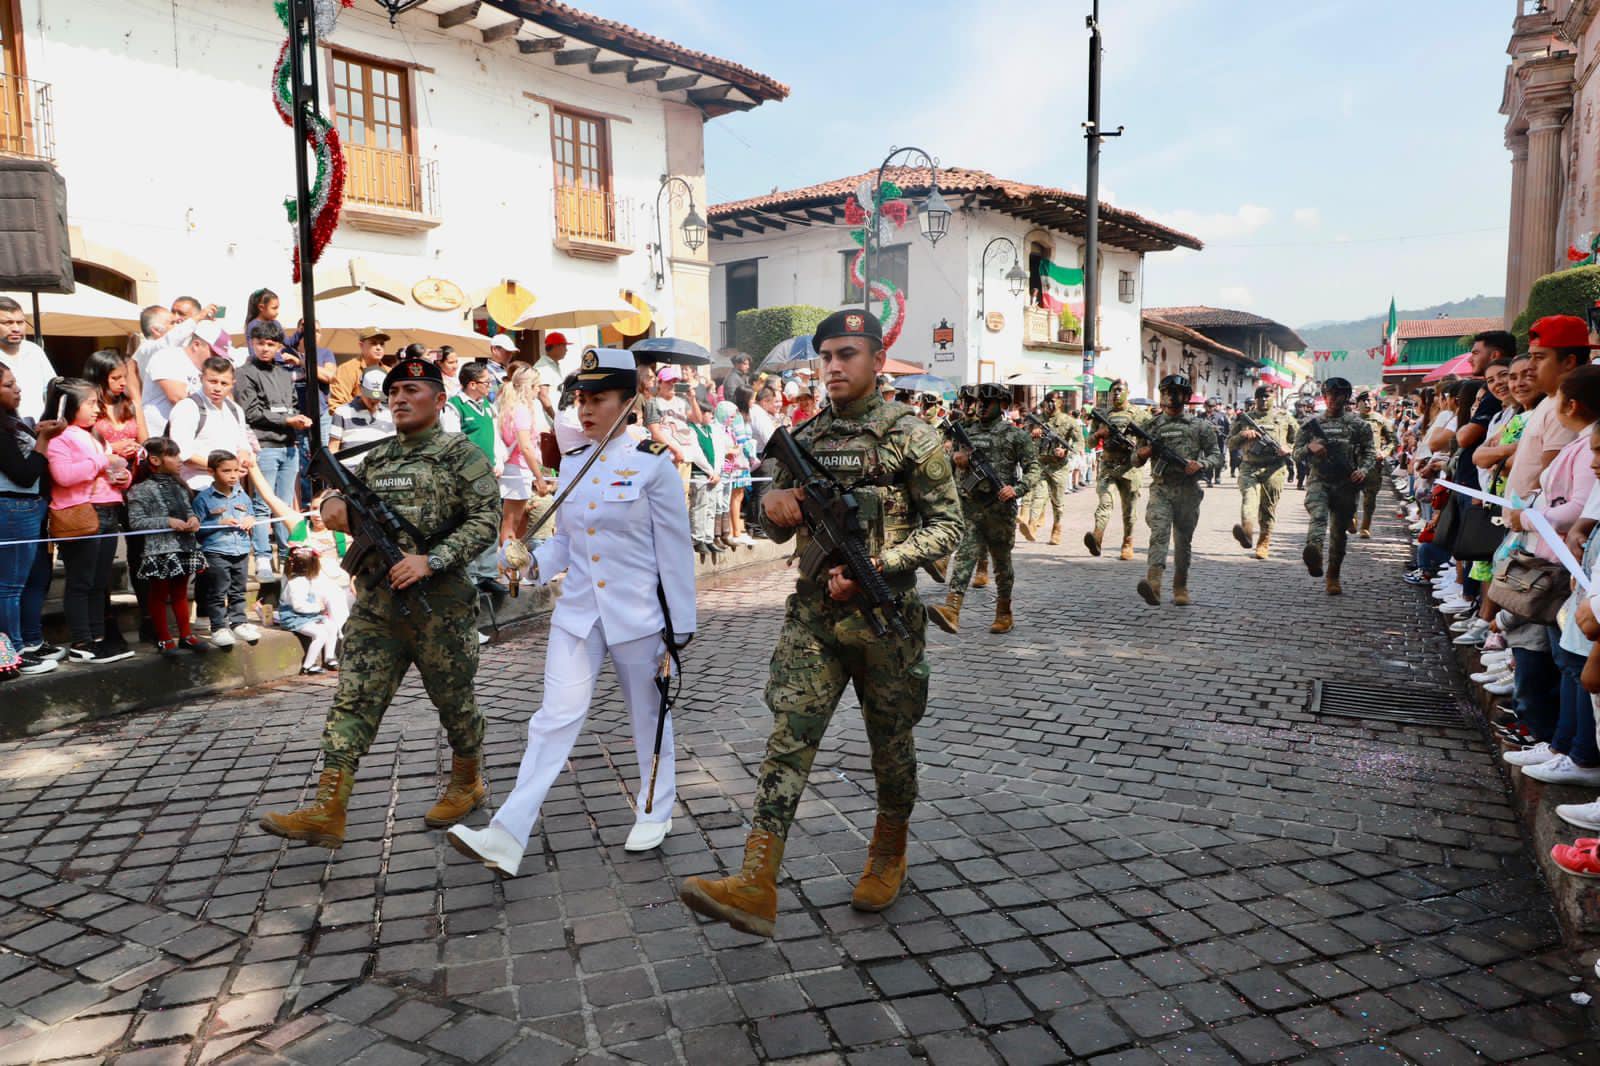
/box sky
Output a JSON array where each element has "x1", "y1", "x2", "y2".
[{"x1": 578, "y1": 0, "x2": 1515, "y2": 329}]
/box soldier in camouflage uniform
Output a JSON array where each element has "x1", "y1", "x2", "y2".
[
  {"x1": 678, "y1": 309, "x2": 961, "y2": 939},
  {"x1": 1355, "y1": 391, "x2": 1395, "y2": 538},
  {"x1": 1294, "y1": 377, "x2": 1375, "y2": 595},
  {"x1": 1227, "y1": 385, "x2": 1297, "y2": 559},
  {"x1": 1020, "y1": 392, "x2": 1078, "y2": 545},
  {"x1": 259, "y1": 357, "x2": 500, "y2": 849},
  {"x1": 931, "y1": 383, "x2": 1042, "y2": 636},
  {"x1": 942, "y1": 385, "x2": 989, "y2": 586},
  {"x1": 1086, "y1": 379, "x2": 1148, "y2": 560},
  {"x1": 1134, "y1": 374, "x2": 1220, "y2": 606}
]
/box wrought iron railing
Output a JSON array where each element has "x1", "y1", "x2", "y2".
[
  {"x1": 554, "y1": 181, "x2": 631, "y2": 244},
  {"x1": 342, "y1": 143, "x2": 439, "y2": 216},
  {"x1": 0, "y1": 74, "x2": 54, "y2": 162}
]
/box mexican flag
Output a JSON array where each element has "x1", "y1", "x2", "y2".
[
  {"x1": 1040, "y1": 259, "x2": 1084, "y2": 316},
  {"x1": 1382, "y1": 298, "x2": 1398, "y2": 366}
]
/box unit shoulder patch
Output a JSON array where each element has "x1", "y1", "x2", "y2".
[{"x1": 638, "y1": 440, "x2": 670, "y2": 456}]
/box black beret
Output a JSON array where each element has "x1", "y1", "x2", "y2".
[
  {"x1": 383, "y1": 357, "x2": 445, "y2": 393},
  {"x1": 813, "y1": 308, "x2": 883, "y2": 349}
]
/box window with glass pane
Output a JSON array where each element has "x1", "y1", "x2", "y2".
[
  {"x1": 552, "y1": 107, "x2": 612, "y2": 240},
  {"x1": 842, "y1": 245, "x2": 909, "y2": 303},
  {"x1": 330, "y1": 52, "x2": 415, "y2": 210}
]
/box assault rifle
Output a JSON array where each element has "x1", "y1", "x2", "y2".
[
  {"x1": 1301, "y1": 418, "x2": 1355, "y2": 483},
  {"x1": 763, "y1": 427, "x2": 911, "y2": 639},
  {"x1": 1088, "y1": 407, "x2": 1137, "y2": 454},
  {"x1": 941, "y1": 418, "x2": 1017, "y2": 512},
  {"x1": 1024, "y1": 413, "x2": 1070, "y2": 457},
  {"x1": 1122, "y1": 417, "x2": 1199, "y2": 478},
  {"x1": 1235, "y1": 410, "x2": 1290, "y2": 463},
  {"x1": 309, "y1": 447, "x2": 438, "y2": 617}
]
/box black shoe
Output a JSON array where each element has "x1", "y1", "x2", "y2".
[
  {"x1": 18, "y1": 653, "x2": 58, "y2": 676},
  {"x1": 178, "y1": 636, "x2": 210, "y2": 655},
  {"x1": 1302, "y1": 543, "x2": 1323, "y2": 578},
  {"x1": 84, "y1": 640, "x2": 134, "y2": 664},
  {"x1": 102, "y1": 629, "x2": 130, "y2": 653},
  {"x1": 21, "y1": 641, "x2": 67, "y2": 662}
]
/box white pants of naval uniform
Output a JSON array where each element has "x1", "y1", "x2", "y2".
[{"x1": 489, "y1": 619, "x2": 674, "y2": 847}]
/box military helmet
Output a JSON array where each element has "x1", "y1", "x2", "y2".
[
  {"x1": 1158, "y1": 373, "x2": 1191, "y2": 397},
  {"x1": 957, "y1": 384, "x2": 977, "y2": 402},
  {"x1": 1323, "y1": 376, "x2": 1353, "y2": 397},
  {"x1": 976, "y1": 383, "x2": 1010, "y2": 405}
]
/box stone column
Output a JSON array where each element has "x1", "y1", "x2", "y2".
[
  {"x1": 1505, "y1": 132, "x2": 1528, "y2": 326},
  {"x1": 1519, "y1": 114, "x2": 1566, "y2": 312}
]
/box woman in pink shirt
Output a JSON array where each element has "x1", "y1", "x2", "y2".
[
  {"x1": 45, "y1": 378, "x2": 133, "y2": 663},
  {"x1": 1512, "y1": 376, "x2": 1599, "y2": 565}
]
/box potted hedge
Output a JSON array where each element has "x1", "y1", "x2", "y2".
[{"x1": 1057, "y1": 309, "x2": 1082, "y2": 343}]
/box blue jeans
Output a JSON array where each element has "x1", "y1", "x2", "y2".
[
  {"x1": 1415, "y1": 539, "x2": 1452, "y2": 573},
  {"x1": 1512, "y1": 646, "x2": 1561, "y2": 743},
  {"x1": 253, "y1": 446, "x2": 299, "y2": 557},
  {"x1": 1548, "y1": 629, "x2": 1600, "y2": 767},
  {"x1": 0, "y1": 495, "x2": 45, "y2": 647}
]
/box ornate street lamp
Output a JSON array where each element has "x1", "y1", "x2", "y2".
[
  {"x1": 862, "y1": 146, "x2": 949, "y2": 317},
  {"x1": 373, "y1": 0, "x2": 431, "y2": 24},
  {"x1": 976, "y1": 236, "x2": 1027, "y2": 326},
  {"x1": 1146, "y1": 333, "x2": 1161, "y2": 365},
  {"x1": 654, "y1": 175, "x2": 707, "y2": 290}
]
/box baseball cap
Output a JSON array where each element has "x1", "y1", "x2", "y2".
[
  {"x1": 360, "y1": 367, "x2": 387, "y2": 398},
  {"x1": 544, "y1": 331, "x2": 568, "y2": 349},
  {"x1": 657, "y1": 365, "x2": 681, "y2": 383},
  {"x1": 1529, "y1": 315, "x2": 1600, "y2": 349},
  {"x1": 489, "y1": 334, "x2": 518, "y2": 353},
  {"x1": 190, "y1": 319, "x2": 226, "y2": 351},
  {"x1": 358, "y1": 327, "x2": 390, "y2": 343}
]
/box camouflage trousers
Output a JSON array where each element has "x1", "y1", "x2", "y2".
[
  {"x1": 1238, "y1": 462, "x2": 1288, "y2": 533},
  {"x1": 752, "y1": 590, "x2": 931, "y2": 837},
  {"x1": 1024, "y1": 464, "x2": 1072, "y2": 532},
  {"x1": 1093, "y1": 467, "x2": 1141, "y2": 537},
  {"x1": 949, "y1": 501, "x2": 1018, "y2": 597},
  {"x1": 1360, "y1": 468, "x2": 1383, "y2": 528},
  {"x1": 1305, "y1": 479, "x2": 1359, "y2": 569},
  {"x1": 1146, "y1": 479, "x2": 1204, "y2": 576},
  {"x1": 320, "y1": 576, "x2": 484, "y2": 772}
]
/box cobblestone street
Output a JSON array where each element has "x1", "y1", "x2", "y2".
[{"x1": 0, "y1": 479, "x2": 1596, "y2": 1065}]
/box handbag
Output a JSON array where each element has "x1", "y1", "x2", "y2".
[
  {"x1": 1452, "y1": 503, "x2": 1504, "y2": 561},
  {"x1": 1489, "y1": 550, "x2": 1569, "y2": 625},
  {"x1": 1432, "y1": 494, "x2": 1461, "y2": 554},
  {"x1": 48, "y1": 502, "x2": 98, "y2": 540}
]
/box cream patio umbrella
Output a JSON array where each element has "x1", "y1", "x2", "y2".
[
  {"x1": 510, "y1": 291, "x2": 640, "y2": 331},
  {"x1": 282, "y1": 288, "x2": 491, "y2": 357},
  {"x1": 3, "y1": 287, "x2": 143, "y2": 338}
]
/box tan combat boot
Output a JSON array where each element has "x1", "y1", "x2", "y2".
[
  {"x1": 1254, "y1": 531, "x2": 1272, "y2": 560},
  {"x1": 929, "y1": 591, "x2": 962, "y2": 634},
  {"x1": 926, "y1": 556, "x2": 949, "y2": 583},
  {"x1": 1172, "y1": 570, "x2": 1191, "y2": 606},
  {"x1": 1136, "y1": 568, "x2": 1162, "y2": 606},
  {"x1": 424, "y1": 754, "x2": 490, "y2": 828},
  {"x1": 850, "y1": 815, "x2": 909, "y2": 912},
  {"x1": 1119, "y1": 536, "x2": 1135, "y2": 561},
  {"x1": 259, "y1": 768, "x2": 354, "y2": 849},
  {"x1": 1049, "y1": 523, "x2": 1063, "y2": 546},
  {"x1": 1083, "y1": 528, "x2": 1104, "y2": 557},
  {"x1": 989, "y1": 598, "x2": 1014, "y2": 634},
  {"x1": 679, "y1": 829, "x2": 784, "y2": 938},
  {"x1": 972, "y1": 557, "x2": 989, "y2": 588},
  {"x1": 1326, "y1": 558, "x2": 1343, "y2": 596},
  {"x1": 1232, "y1": 522, "x2": 1254, "y2": 551},
  {"x1": 1359, "y1": 522, "x2": 1372, "y2": 540},
  {"x1": 1018, "y1": 517, "x2": 1036, "y2": 542}
]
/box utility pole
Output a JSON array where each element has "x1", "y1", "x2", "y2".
[
  {"x1": 1083, "y1": 0, "x2": 1121, "y2": 401},
  {"x1": 285, "y1": 0, "x2": 323, "y2": 438}
]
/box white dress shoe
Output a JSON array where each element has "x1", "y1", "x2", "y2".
[
  {"x1": 1504, "y1": 741, "x2": 1556, "y2": 766},
  {"x1": 1555, "y1": 799, "x2": 1600, "y2": 831},
  {"x1": 624, "y1": 817, "x2": 672, "y2": 852},
  {"x1": 447, "y1": 823, "x2": 523, "y2": 876},
  {"x1": 1523, "y1": 754, "x2": 1600, "y2": 786}
]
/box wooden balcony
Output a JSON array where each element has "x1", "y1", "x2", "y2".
[
  {"x1": 340, "y1": 144, "x2": 440, "y2": 235},
  {"x1": 554, "y1": 181, "x2": 634, "y2": 261},
  {"x1": 0, "y1": 74, "x2": 55, "y2": 163},
  {"x1": 1023, "y1": 306, "x2": 1083, "y2": 353}
]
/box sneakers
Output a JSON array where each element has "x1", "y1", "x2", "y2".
[
  {"x1": 1449, "y1": 617, "x2": 1477, "y2": 633},
  {"x1": 254, "y1": 555, "x2": 276, "y2": 580},
  {"x1": 17, "y1": 653, "x2": 57, "y2": 675},
  {"x1": 210, "y1": 627, "x2": 236, "y2": 649},
  {"x1": 1504, "y1": 742, "x2": 1556, "y2": 766},
  {"x1": 1438, "y1": 597, "x2": 1473, "y2": 614},
  {"x1": 1523, "y1": 754, "x2": 1600, "y2": 786},
  {"x1": 21, "y1": 642, "x2": 67, "y2": 662},
  {"x1": 1482, "y1": 631, "x2": 1508, "y2": 652},
  {"x1": 68, "y1": 640, "x2": 133, "y2": 664},
  {"x1": 448, "y1": 823, "x2": 524, "y2": 877},
  {"x1": 179, "y1": 636, "x2": 209, "y2": 655},
  {"x1": 1469, "y1": 667, "x2": 1509, "y2": 684},
  {"x1": 1554, "y1": 799, "x2": 1600, "y2": 832},
  {"x1": 233, "y1": 623, "x2": 261, "y2": 644},
  {"x1": 1484, "y1": 677, "x2": 1516, "y2": 696}
]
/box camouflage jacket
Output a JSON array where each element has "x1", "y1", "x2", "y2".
[
  {"x1": 1293, "y1": 410, "x2": 1376, "y2": 484},
  {"x1": 1362, "y1": 414, "x2": 1396, "y2": 469},
  {"x1": 1227, "y1": 404, "x2": 1298, "y2": 466},
  {"x1": 1090, "y1": 402, "x2": 1150, "y2": 477},
  {"x1": 957, "y1": 413, "x2": 1042, "y2": 506},
  {"x1": 1141, "y1": 412, "x2": 1221, "y2": 484},
  {"x1": 762, "y1": 393, "x2": 962, "y2": 583},
  {"x1": 1039, "y1": 410, "x2": 1083, "y2": 464},
  {"x1": 353, "y1": 423, "x2": 500, "y2": 579}
]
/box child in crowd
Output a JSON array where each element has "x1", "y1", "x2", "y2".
[
  {"x1": 126, "y1": 437, "x2": 209, "y2": 657},
  {"x1": 287, "y1": 489, "x2": 351, "y2": 649},
  {"x1": 192, "y1": 450, "x2": 259, "y2": 649},
  {"x1": 276, "y1": 546, "x2": 336, "y2": 674},
  {"x1": 687, "y1": 398, "x2": 724, "y2": 557},
  {"x1": 716, "y1": 400, "x2": 756, "y2": 548}
]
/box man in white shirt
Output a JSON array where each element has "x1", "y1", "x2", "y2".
[
  {"x1": 143, "y1": 321, "x2": 221, "y2": 436},
  {"x1": 330, "y1": 367, "x2": 395, "y2": 465},
  {"x1": 748, "y1": 384, "x2": 780, "y2": 453},
  {"x1": 167, "y1": 356, "x2": 254, "y2": 490},
  {"x1": 0, "y1": 297, "x2": 57, "y2": 423}
]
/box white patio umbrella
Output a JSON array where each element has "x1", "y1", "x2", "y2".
[
  {"x1": 284, "y1": 289, "x2": 491, "y2": 357},
  {"x1": 3, "y1": 287, "x2": 143, "y2": 338},
  {"x1": 510, "y1": 291, "x2": 640, "y2": 331}
]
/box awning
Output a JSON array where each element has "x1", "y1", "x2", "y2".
[{"x1": 4, "y1": 287, "x2": 142, "y2": 337}]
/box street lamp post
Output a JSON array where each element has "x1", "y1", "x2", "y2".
[
  {"x1": 976, "y1": 236, "x2": 1027, "y2": 326},
  {"x1": 653, "y1": 175, "x2": 707, "y2": 291},
  {"x1": 861, "y1": 146, "x2": 950, "y2": 318}
]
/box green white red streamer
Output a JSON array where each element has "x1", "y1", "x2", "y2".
[
  {"x1": 845, "y1": 180, "x2": 910, "y2": 350},
  {"x1": 272, "y1": 0, "x2": 351, "y2": 281}
]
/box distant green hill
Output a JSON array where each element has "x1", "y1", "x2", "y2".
[{"x1": 1297, "y1": 295, "x2": 1505, "y2": 352}]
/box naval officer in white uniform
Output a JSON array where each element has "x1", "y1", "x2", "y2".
[{"x1": 449, "y1": 348, "x2": 696, "y2": 875}]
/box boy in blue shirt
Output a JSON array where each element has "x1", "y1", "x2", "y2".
[{"x1": 192, "y1": 450, "x2": 257, "y2": 648}]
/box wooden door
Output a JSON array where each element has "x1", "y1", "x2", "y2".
[{"x1": 0, "y1": 0, "x2": 29, "y2": 157}]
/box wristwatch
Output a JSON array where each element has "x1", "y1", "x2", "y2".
[{"x1": 426, "y1": 552, "x2": 446, "y2": 574}]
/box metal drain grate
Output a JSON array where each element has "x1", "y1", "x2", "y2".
[{"x1": 1310, "y1": 680, "x2": 1468, "y2": 727}]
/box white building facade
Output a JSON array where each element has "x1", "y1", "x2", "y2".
[
  {"x1": 707, "y1": 168, "x2": 1200, "y2": 401},
  {"x1": 2, "y1": 0, "x2": 784, "y2": 368}
]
